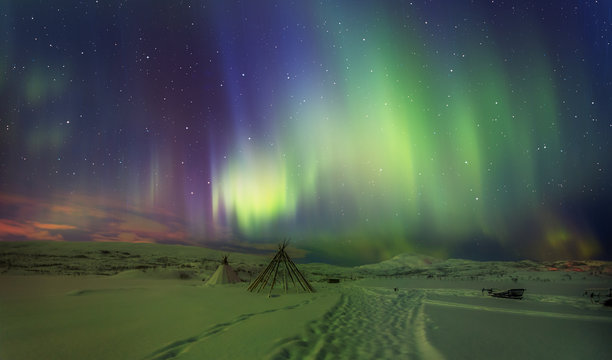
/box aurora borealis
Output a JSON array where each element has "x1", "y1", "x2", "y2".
[{"x1": 1, "y1": 1, "x2": 610, "y2": 264}]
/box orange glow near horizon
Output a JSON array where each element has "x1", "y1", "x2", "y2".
[
  {"x1": 32, "y1": 222, "x2": 77, "y2": 230},
  {"x1": 0, "y1": 192, "x2": 187, "y2": 245}
]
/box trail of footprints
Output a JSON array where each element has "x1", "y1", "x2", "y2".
[
  {"x1": 268, "y1": 287, "x2": 444, "y2": 360},
  {"x1": 145, "y1": 287, "x2": 444, "y2": 360},
  {"x1": 144, "y1": 299, "x2": 313, "y2": 360},
  {"x1": 145, "y1": 286, "x2": 602, "y2": 360}
]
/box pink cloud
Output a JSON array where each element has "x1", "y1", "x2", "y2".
[
  {"x1": 0, "y1": 191, "x2": 188, "y2": 245},
  {"x1": 0, "y1": 219, "x2": 64, "y2": 241},
  {"x1": 32, "y1": 222, "x2": 77, "y2": 230}
]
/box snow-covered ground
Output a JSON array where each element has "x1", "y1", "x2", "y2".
[{"x1": 1, "y1": 241, "x2": 611, "y2": 359}]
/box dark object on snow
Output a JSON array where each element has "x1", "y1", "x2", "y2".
[
  {"x1": 583, "y1": 288, "x2": 612, "y2": 304},
  {"x1": 482, "y1": 288, "x2": 525, "y2": 300},
  {"x1": 327, "y1": 278, "x2": 340, "y2": 283}
]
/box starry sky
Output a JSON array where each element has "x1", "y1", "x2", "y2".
[{"x1": 1, "y1": 1, "x2": 611, "y2": 265}]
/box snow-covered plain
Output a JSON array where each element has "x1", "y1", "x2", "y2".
[{"x1": 1, "y1": 241, "x2": 611, "y2": 359}]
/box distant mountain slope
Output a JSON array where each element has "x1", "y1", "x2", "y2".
[{"x1": 358, "y1": 253, "x2": 442, "y2": 271}]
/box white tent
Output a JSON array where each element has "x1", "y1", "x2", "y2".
[{"x1": 204, "y1": 256, "x2": 242, "y2": 285}]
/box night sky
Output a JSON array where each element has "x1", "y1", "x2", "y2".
[{"x1": 1, "y1": 1, "x2": 611, "y2": 265}]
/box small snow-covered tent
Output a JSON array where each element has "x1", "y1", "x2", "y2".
[
  {"x1": 204, "y1": 255, "x2": 241, "y2": 285},
  {"x1": 247, "y1": 240, "x2": 315, "y2": 296}
]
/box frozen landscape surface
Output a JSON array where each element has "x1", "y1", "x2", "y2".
[{"x1": 1, "y1": 241, "x2": 611, "y2": 359}]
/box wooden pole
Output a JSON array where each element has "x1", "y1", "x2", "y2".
[
  {"x1": 267, "y1": 254, "x2": 282, "y2": 297},
  {"x1": 249, "y1": 249, "x2": 281, "y2": 292},
  {"x1": 283, "y1": 251, "x2": 299, "y2": 293},
  {"x1": 284, "y1": 251, "x2": 314, "y2": 292},
  {"x1": 282, "y1": 251, "x2": 308, "y2": 291},
  {"x1": 248, "y1": 254, "x2": 277, "y2": 292},
  {"x1": 256, "y1": 251, "x2": 281, "y2": 293}
]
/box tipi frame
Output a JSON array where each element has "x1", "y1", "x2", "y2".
[{"x1": 247, "y1": 240, "x2": 315, "y2": 296}]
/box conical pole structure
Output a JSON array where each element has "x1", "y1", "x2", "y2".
[{"x1": 247, "y1": 240, "x2": 314, "y2": 295}]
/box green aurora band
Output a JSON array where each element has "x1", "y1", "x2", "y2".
[
  {"x1": 2, "y1": 1, "x2": 608, "y2": 264},
  {"x1": 206, "y1": 4, "x2": 601, "y2": 262}
]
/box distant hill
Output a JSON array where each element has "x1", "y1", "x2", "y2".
[
  {"x1": 1, "y1": 241, "x2": 611, "y2": 281},
  {"x1": 358, "y1": 253, "x2": 442, "y2": 271}
]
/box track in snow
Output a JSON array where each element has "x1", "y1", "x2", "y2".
[
  {"x1": 268, "y1": 287, "x2": 444, "y2": 360},
  {"x1": 143, "y1": 298, "x2": 314, "y2": 360}
]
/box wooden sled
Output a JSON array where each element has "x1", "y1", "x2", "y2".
[{"x1": 482, "y1": 288, "x2": 525, "y2": 300}]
